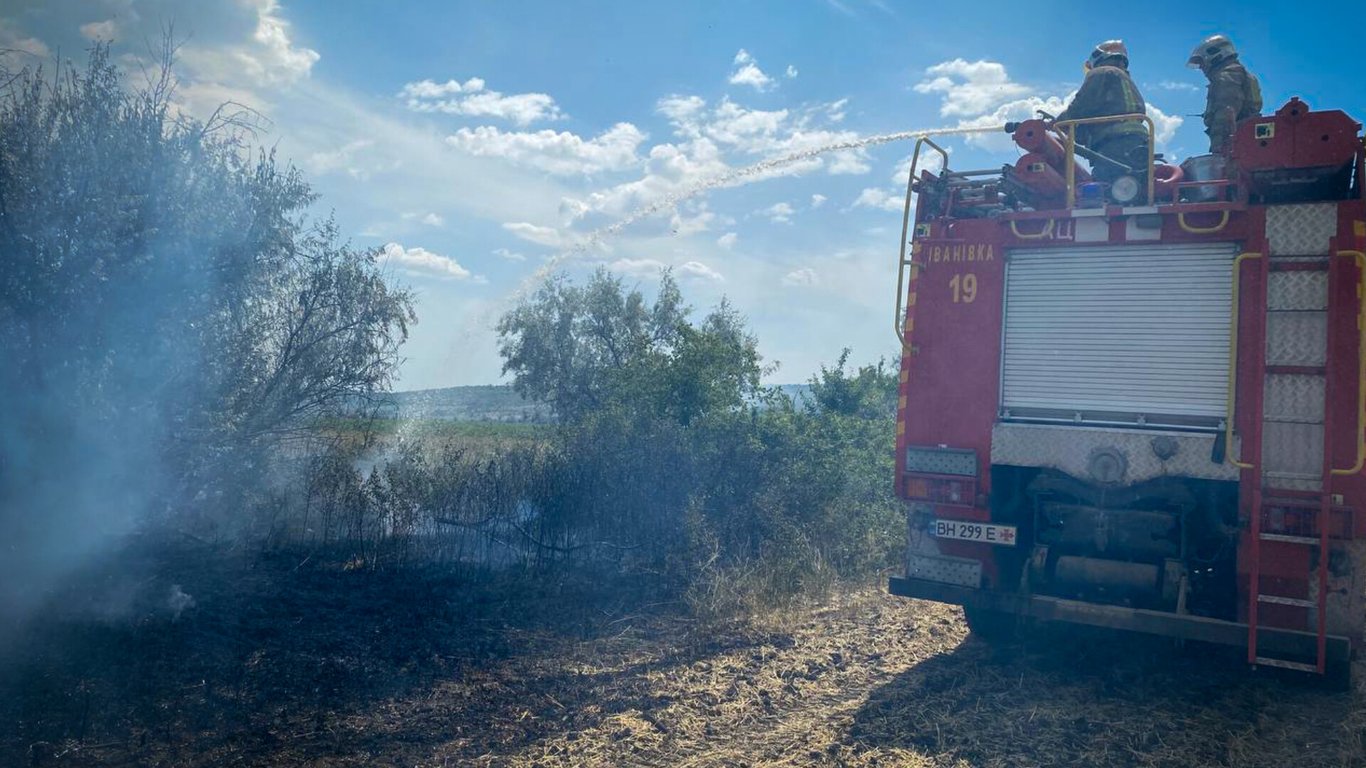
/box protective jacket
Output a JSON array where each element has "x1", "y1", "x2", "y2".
[
  {"x1": 1203, "y1": 57, "x2": 1262, "y2": 153},
  {"x1": 1055, "y1": 65, "x2": 1147, "y2": 149}
]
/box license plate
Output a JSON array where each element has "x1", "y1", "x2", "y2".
[{"x1": 932, "y1": 519, "x2": 1017, "y2": 546}]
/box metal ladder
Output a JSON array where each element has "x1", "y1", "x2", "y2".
[{"x1": 1240, "y1": 248, "x2": 1366, "y2": 673}]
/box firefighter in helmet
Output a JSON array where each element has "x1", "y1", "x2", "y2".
[
  {"x1": 1053, "y1": 40, "x2": 1150, "y2": 193},
  {"x1": 1188, "y1": 34, "x2": 1262, "y2": 154}
]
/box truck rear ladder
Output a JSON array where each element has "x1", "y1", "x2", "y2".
[{"x1": 1240, "y1": 247, "x2": 1366, "y2": 674}]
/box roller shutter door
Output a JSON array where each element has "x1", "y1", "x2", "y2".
[{"x1": 1001, "y1": 243, "x2": 1236, "y2": 427}]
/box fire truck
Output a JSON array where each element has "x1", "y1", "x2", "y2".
[{"x1": 888, "y1": 98, "x2": 1366, "y2": 682}]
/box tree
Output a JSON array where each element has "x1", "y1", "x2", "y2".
[
  {"x1": 497, "y1": 268, "x2": 763, "y2": 425},
  {"x1": 807, "y1": 349, "x2": 899, "y2": 419},
  {"x1": 0, "y1": 46, "x2": 414, "y2": 604}
]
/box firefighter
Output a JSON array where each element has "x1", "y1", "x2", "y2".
[
  {"x1": 1187, "y1": 34, "x2": 1263, "y2": 154},
  {"x1": 1053, "y1": 40, "x2": 1150, "y2": 191}
]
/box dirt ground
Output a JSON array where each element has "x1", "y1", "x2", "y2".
[{"x1": 3, "y1": 542, "x2": 1365, "y2": 767}]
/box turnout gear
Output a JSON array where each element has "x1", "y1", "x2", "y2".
[
  {"x1": 1189, "y1": 37, "x2": 1262, "y2": 153},
  {"x1": 1055, "y1": 61, "x2": 1148, "y2": 164}
]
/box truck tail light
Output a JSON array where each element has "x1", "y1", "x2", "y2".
[
  {"x1": 902, "y1": 446, "x2": 978, "y2": 506},
  {"x1": 903, "y1": 474, "x2": 977, "y2": 506}
]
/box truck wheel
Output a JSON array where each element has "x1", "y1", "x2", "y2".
[
  {"x1": 1323, "y1": 654, "x2": 1353, "y2": 692},
  {"x1": 963, "y1": 606, "x2": 1018, "y2": 643}
]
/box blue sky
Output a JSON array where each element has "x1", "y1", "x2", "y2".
[{"x1": 4, "y1": 1, "x2": 1365, "y2": 390}]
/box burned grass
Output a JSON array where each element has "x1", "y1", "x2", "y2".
[{"x1": 2, "y1": 542, "x2": 1363, "y2": 767}]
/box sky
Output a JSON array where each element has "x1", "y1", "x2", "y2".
[{"x1": 4, "y1": 0, "x2": 1365, "y2": 391}]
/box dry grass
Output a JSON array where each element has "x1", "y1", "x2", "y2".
[{"x1": 4, "y1": 545, "x2": 1364, "y2": 767}]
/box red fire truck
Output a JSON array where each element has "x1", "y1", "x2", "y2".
[{"x1": 888, "y1": 98, "x2": 1366, "y2": 682}]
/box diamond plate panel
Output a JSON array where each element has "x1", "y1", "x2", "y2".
[
  {"x1": 1266, "y1": 203, "x2": 1338, "y2": 255},
  {"x1": 991, "y1": 423, "x2": 1239, "y2": 483},
  {"x1": 1263, "y1": 473, "x2": 1323, "y2": 492},
  {"x1": 1263, "y1": 374, "x2": 1326, "y2": 423},
  {"x1": 1262, "y1": 421, "x2": 1324, "y2": 478},
  {"x1": 906, "y1": 553, "x2": 982, "y2": 588},
  {"x1": 905, "y1": 446, "x2": 977, "y2": 476},
  {"x1": 1267, "y1": 270, "x2": 1328, "y2": 311},
  {"x1": 1265, "y1": 311, "x2": 1327, "y2": 366}
]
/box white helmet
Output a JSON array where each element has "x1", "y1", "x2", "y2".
[{"x1": 1188, "y1": 34, "x2": 1237, "y2": 69}]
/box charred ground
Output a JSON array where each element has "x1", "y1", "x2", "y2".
[{"x1": 3, "y1": 540, "x2": 1363, "y2": 768}]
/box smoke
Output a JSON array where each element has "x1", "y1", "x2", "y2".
[
  {"x1": 0, "y1": 46, "x2": 413, "y2": 640},
  {"x1": 168, "y1": 585, "x2": 197, "y2": 620}
]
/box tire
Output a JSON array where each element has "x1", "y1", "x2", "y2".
[{"x1": 963, "y1": 606, "x2": 1018, "y2": 643}]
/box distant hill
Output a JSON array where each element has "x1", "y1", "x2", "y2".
[{"x1": 376, "y1": 383, "x2": 813, "y2": 423}]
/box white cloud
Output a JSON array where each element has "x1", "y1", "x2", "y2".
[
  {"x1": 1157, "y1": 80, "x2": 1201, "y2": 93},
  {"x1": 569, "y1": 136, "x2": 730, "y2": 221},
  {"x1": 307, "y1": 139, "x2": 375, "y2": 177},
  {"x1": 852, "y1": 187, "x2": 904, "y2": 211},
  {"x1": 679, "y1": 261, "x2": 724, "y2": 282},
  {"x1": 0, "y1": 19, "x2": 50, "y2": 65},
  {"x1": 729, "y1": 49, "x2": 774, "y2": 91},
  {"x1": 79, "y1": 19, "x2": 119, "y2": 41},
  {"x1": 914, "y1": 59, "x2": 1032, "y2": 117},
  {"x1": 380, "y1": 242, "x2": 475, "y2": 281},
  {"x1": 1146, "y1": 104, "x2": 1183, "y2": 147},
  {"x1": 402, "y1": 211, "x2": 445, "y2": 227},
  {"x1": 558, "y1": 196, "x2": 592, "y2": 222},
  {"x1": 502, "y1": 221, "x2": 565, "y2": 247},
  {"x1": 826, "y1": 150, "x2": 870, "y2": 175},
  {"x1": 717, "y1": 232, "x2": 739, "y2": 249},
  {"x1": 400, "y1": 77, "x2": 562, "y2": 125},
  {"x1": 657, "y1": 95, "x2": 708, "y2": 129},
  {"x1": 662, "y1": 97, "x2": 869, "y2": 169},
  {"x1": 494, "y1": 248, "x2": 526, "y2": 262},
  {"x1": 825, "y1": 99, "x2": 848, "y2": 123},
  {"x1": 670, "y1": 203, "x2": 715, "y2": 236},
  {"x1": 704, "y1": 100, "x2": 789, "y2": 148},
  {"x1": 250, "y1": 0, "x2": 320, "y2": 82},
  {"x1": 782, "y1": 267, "x2": 818, "y2": 286},
  {"x1": 610, "y1": 258, "x2": 670, "y2": 278},
  {"x1": 785, "y1": 64, "x2": 799, "y2": 79},
  {"x1": 609, "y1": 258, "x2": 724, "y2": 282},
  {"x1": 761, "y1": 202, "x2": 795, "y2": 223},
  {"x1": 810, "y1": 194, "x2": 828, "y2": 209},
  {"x1": 445, "y1": 122, "x2": 645, "y2": 175},
  {"x1": 179, "y1": 0, "x2": 320, "y2": 87}
]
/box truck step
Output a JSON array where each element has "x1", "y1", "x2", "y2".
[
  {"x1": 1253, "y1": 656, "x2": 1320, "y2": 673},
  {"x1": 1259, "y1": 533, "x2": 1320, "y2": 545},
  {"x1": 1257, "y1": 594, "x2": 1314, "y2": 608}
]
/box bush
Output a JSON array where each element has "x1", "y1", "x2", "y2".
[{"x1": 493, "y1": 270, "x2": 903, "y2": 612}]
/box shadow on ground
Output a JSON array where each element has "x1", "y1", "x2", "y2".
[
  {"x1": 0, "y1": 536, "x2": 718, "y2": 767},
  {"x1": 848, "y1": 623, "x2": 1366, "y2": 767}
]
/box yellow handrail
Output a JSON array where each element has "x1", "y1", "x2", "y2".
[
  {"x1": 1008, "y1": 218, "x2": 1055, "y2": 240},
  {"x1": 1332, "y1": 250, "x2": 1366, "y2": 475},
  {"x1": 894, "y1": 137, "x2": 949, "y2": 345},
  {"x1": 1053, "y1": 113, "x2": 1156, "y2": 208},
  {"x1": 1177, "y1": 210, "x2": 1231, "y2": 235},
  {"x1": 1226, "y1": 252, "x2": 1262, "y2": 469}
]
